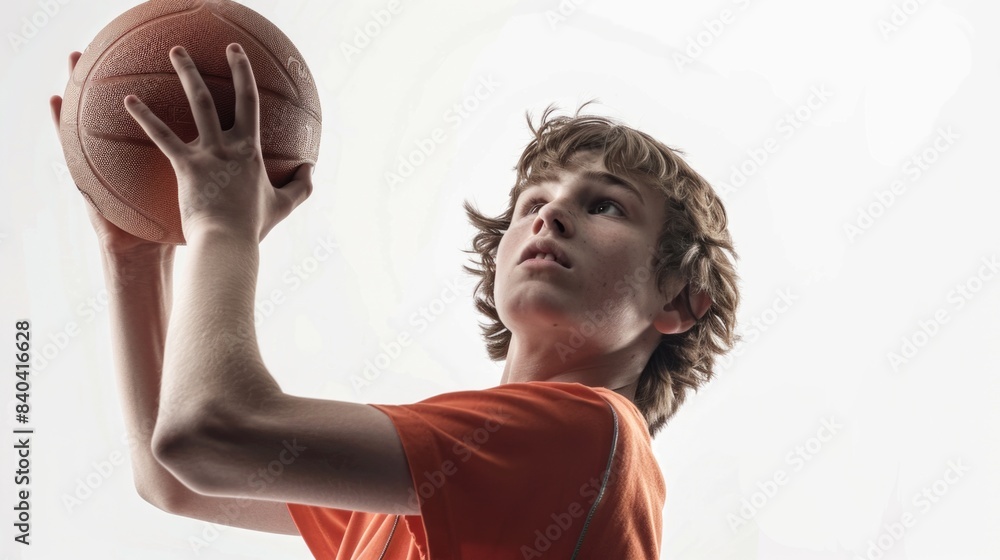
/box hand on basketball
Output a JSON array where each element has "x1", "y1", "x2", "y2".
[
  {"x1": 122, "y1": 43, "x2": 313, "y2": 243},
  {"x1": 50, "y1": 52, "x2": 169, "y2": 257}
]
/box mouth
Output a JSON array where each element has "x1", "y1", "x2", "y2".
[{"x1": 519, "y1": 241, "x2": 572, "y2": 269}]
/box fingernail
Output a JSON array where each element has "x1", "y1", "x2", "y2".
[
  {"x1": 232, "y1": 43, "x2": 244, "y2": 54},
  {"x1": 175, "y1": 46, "x2": 187, "y2": 56}
]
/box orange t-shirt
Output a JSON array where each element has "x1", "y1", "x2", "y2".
[{"x1": 285, "y1": 381, "x2": 665, "y2": 559}]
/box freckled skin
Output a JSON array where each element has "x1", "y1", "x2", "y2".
[{"x1": 495, "y1": 150, "x2": 690, "y2": 399}]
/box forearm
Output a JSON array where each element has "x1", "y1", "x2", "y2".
[
  {"x1": 102, "y1": 247, "x2": 300, "y2": 533},
  {"x1": 100, "y1": 246, "x2": 189, "y2": 501},
  {"x1": 156, "y1": 228, "x2": 282, "y2": 437}
]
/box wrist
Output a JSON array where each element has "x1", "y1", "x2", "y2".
[
  {"x1": 185, "y1": 224, "x2": 258, "y2": 250},
  {"x1": 100, "y1": 246, "x2": 176, "y2": 293},
  {"x1": 101, "y1": 243, "x2": 175, "y2": 267}
]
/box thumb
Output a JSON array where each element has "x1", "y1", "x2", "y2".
[{"x1": 274, "y1": 163, "x2": 314, "y2": 215}]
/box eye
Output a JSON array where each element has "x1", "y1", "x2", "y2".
[
  {"x1": 593, "y1": 200, "x2": 625, "y2": 216},
  {"x1": 520, "y1": 196, "x2": 626, "y2": 217},
  {"x1": 521, "y1": 196, "x2": 545, "y2": 215}
]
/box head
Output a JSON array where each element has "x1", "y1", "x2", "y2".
[{"x1": 461, "y1": 101, "x2": 741, "y2": 437}]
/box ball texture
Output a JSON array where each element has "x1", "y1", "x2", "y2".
[{"x1": 59, "y1": 0, "x2": 322, "y2": 244}]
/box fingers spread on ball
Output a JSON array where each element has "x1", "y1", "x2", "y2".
[
  {"x1": 124, "y1": 95, "x2": 187, "y2": 158},
  {"x1": 169, "y1": 45, "x2": 224, "y2": 144},
  {"x1": 226, "y1": 43, "x2": 260, "y2": 139}
]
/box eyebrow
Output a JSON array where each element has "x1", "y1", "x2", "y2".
[
  {"x1": 579, "y1": 170, "x2": 645, "y2": 205},
  {"x1": 520, "y1": 169, "x2": 646, "y2": 206}
]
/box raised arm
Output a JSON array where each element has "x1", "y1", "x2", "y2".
[
  {"x1": 97, "y1": 246, "x2": 300, "y2": 534},
  {"x1": 120, "y1": 43, "x2": 417, "y2": 516},
  {"x1": 51, "y1": 52, "x2": 298, "y2": 535}
]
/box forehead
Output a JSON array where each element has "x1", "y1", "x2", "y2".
[{"x1": 516, "y1": 150, "x2": 659, "y2": 205}]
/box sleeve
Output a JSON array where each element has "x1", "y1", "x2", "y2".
[
  {"x1": 284, "y1": 501, "x2": 353, "y2": 558},
  {"x1": 370, "y1": 381, "x2": 616, "y2": 557}
]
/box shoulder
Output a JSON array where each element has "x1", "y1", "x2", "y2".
[
  {"x1": 392, "y1": 380, "x2": 627, "y2": 413},
  {"x1": 373, "y1": 381, "x2": 621, "y2": 440},
  {"x1": 365, "y1": 382, "x2": 663, "y2": 553},
  {"x1": 370, "y1": 381, "x2": 652, "y2": 476},
  {"x1": 481, "y1": 381, "x2": 649, "y2": 439}
]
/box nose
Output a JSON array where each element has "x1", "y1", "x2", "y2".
[{"x1": 533, "y1": 200, "x2": 574, "y2": 236}]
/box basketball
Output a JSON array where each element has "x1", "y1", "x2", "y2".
[{"x1": 58, "y1": 0, "x2": 322, "y2": 245}]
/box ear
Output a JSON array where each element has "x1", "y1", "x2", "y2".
[{"x1": 653, "y1": 283, "x2": 712, "y2": 335}]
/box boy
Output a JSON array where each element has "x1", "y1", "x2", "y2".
[{"x1": 50, "y1": 43, "x2": 739, "y2": 558}]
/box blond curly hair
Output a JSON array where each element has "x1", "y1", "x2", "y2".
[{"x1": 460, "y1": 101, "x2": 741, "y2": 437}]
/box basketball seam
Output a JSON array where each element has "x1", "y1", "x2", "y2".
[
  {"x1": 73, "y1": 0, "x2": 319, "y2": 244},
  {"x1": 76, "y1": 2, "x2": 208, "y2": 235},
  {"x1": 209, "y1": 10, "x2": 323, "y2": 123},
  {"x1": 84, "y1": 130, "x2": 312, "y2": 160},
  {"x1": 88, "y1": 72, "x2": 308, "y2": 108}
]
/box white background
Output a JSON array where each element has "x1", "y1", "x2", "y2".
[{"x1": 2, "y1": 0, "x2": 998, "y2": 558}]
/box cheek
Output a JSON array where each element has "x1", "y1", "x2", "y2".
[
  {"x1": 492, "y1": 237, "x2": 513, "y2": 323},
  {"x1": 493, "y1": 233, "x2": 515, "y2": 288},
  {"x1": 597, "y1": 264, "x2": 631, "y2": 301},
  {"x1": 598, "y1": 252, "x2": 654, "y2": 301},
  {"x1": 495, "y1": 235, "x2": 511, "y2": 273}
]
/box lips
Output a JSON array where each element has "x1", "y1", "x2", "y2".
[{"x1": 519, "y1": 239, "x2": 571, "y2": 268}]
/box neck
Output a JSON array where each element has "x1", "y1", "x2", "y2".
[
  {"x1": 610, "y1": 379, "x2": 639, "y2": 402},
  {"x1": 498, "y1": 326, "x2": 660, "y2": 406}
]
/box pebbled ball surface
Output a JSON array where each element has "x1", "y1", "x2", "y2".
[{"x1": 59, "y1": 0, "x2": 322, "y2": 244}]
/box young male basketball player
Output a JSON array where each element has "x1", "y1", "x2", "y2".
[{"x1": 50, "y1": 43, "x2": 740, "y2": 558}]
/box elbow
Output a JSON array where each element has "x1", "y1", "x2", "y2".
[
  {"x1": 135, "y1": 478, "x2": 163, "y2": 510},
  {"x1": 134, "y1": 472, "x2": 192, "y2": 516},
  {"x1": 151, "y1": 392, "x2": 284, "y2": 497},
  {"x1": 136, "y1": 479, "x2": 182, "y2": 515},
  {"x1": 150, "y1": 426, "x2": 189, "y2": 471},
  {"x1": 151, "y1": 418, "x2": 229, "y2": 497}
]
